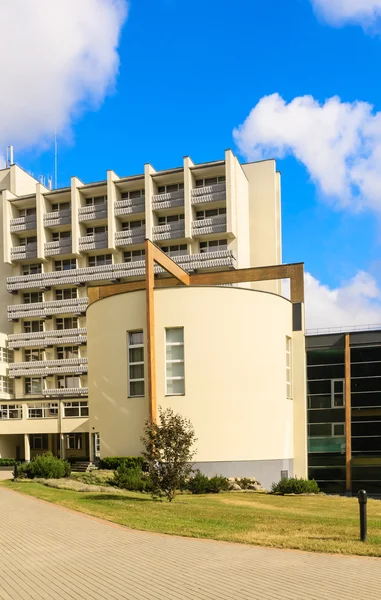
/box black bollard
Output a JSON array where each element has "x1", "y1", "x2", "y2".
[{"x1": 358, "y1": 489, "x2": 368, "y2": 542}]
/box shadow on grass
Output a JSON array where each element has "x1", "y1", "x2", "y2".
[{"x1": 84, "y1": 494, "x2": 155, "y2": 503}]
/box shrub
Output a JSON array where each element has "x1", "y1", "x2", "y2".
[
  {"x1": 72, "y1": 470, "x2": 114, "y2": 486},
  {"x1": 0, "y1": 458, "x2": 20, "y2": 467},
  {"x1": 14, "y1": 453, "x2": 71, "y2": 480},
  {"x1": 207, "y1": 475, "x2": 229, "y2": 493},
  {"x1": 100, "y1": 456, "x2": 147, "y2": 471},
  {"x1": 113, "y1": 464, "x2": 153, "y2": 492},
  {"x1": 238, "y1": 477, "x2": 254, "y2": 490},
  {"x1": 187, "y1": 471, "x2": 229, "y2": 494},
  {"x1": 271, "y1": 476, "x2": 319, "y2": 495}
]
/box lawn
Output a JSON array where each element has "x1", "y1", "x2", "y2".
[{"x1": 3, "y1": 480, "x2": 381, "y2": 557}]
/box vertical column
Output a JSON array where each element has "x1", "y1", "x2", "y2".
[
  {"x1": 144, "y1": 164, "x2": 156, "y2": 241},
  {"x1": 89, "y1": 432, "x2": 94, "y2": 463},
  {"x1": 107, "y1": 170, "x2": 118, "y2": 251},
  {"x1": 71, "y1": 177, "x2": 83, "y2": 256},
  {"x1": 24, "y1": 433, "x2": 30, "y2": 462},
  {"x1": 60, "y1": 433, "x2": 66, "y2": 459},
  {"x1": 145, "y1": 240, "x2": 156, "y2": 421},
  {"x1": 183, "y1": 156, "x2": 194, "y2": 241},
  {"x1": 48, "y1": 433, "x2": 53, "y2": 453},
  {"x1": 291, "y1": 306, "x2": 308, "y2": 478},
  {"x1": 36, "y1": 182, "x2": 48, "y2": 261},
  {"x1": 345, "y1": 333, "x2": 352, "y2": 493},
  {"x1": 225, "y1": 149, "x2": 237, "y2": 239}
]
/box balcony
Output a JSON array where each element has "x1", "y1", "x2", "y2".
[
  {"x1": 10, "y1": 243, "x2": 37, "y2": 261},
  {"x1": 44, "y1": 208, "x2": 71, "y2": 227},
  {"x1": 78, "y1": 232, "x2": 108, "y2": 252},
  {"x1": 152, "y1": 221, "x2": 185, "y2": 242},
  {"x1": 175, "y1": 250, "x2": 236, "y2": 271},
  {"x1": 9, "y1": 358, "x2": 88, "y2": 378},
  {"x1": 10, "y1": 215, "x2": 37, "y2": 233},
  {"x1": 192, "y1": 215, "x2": 227, "y2": 237},
  {"x1": 78, "y1": 203, "x2": 108, "y2": 223},
  {"x1": 44, "y1": 238, "x2": 72, "y2": 257},
  {"x1": 8, "y1": 328, "x2": 87, "y2": 349},
  {"x1": 115, "y1": 227, "x2": 145, "y2": 248},
  {"x1": 7, "y1": 297, "x2": 88, "y2": 321},
  {"x1": 191, "y1": 183, "x2": 226, "y2": 206},
  {"x1": 115, "y1": 197, "x2": 145, "y2": 216},
  {"x1": 152, "y1": 190, "x2": 184, "y2": 211},
  {"x1": 43, "y1": 387, "x2": 88, "y2": 397}
]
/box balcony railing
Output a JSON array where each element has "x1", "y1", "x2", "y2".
[
  {"x1": 44, "y1": 209, "x2": 71, "y2": 227},
  {"x1": 191, "y1": 183, "x2": 226, "y2": 205},
  {"x1": 10, "y1": 215, "x2": 37, "y2": 233},
  {"x1": 78, "y1": 232, "x2": 108, "y2": 251},
  {"x1": 175, "y1": 250, "x2": 236, "y2": 271},
  {"x1": 8, "y1": 328, "x2": 87, "y2": 349},
  {"x1": 44, "y1": 238, "x2": 72, "y2": 257},
  {"x1": 152, "y1": 190, "x2": 184, "y2": 211},
  {"x1": 115, "y1": 197, "x2": 145, "y2": 216},
  {"x1": 43, "y1": 387, "x2": 88, "y2": 397},
  {"x1": 9, "y1": 358, "x2": 88, "y2": 378},
  {"x1": 7, "y1": 297, "x2": 88, "y2": 321},
  {"x1": 115, "y1": 226, "x2": 145, "y2": 247},
  {"x1": 10, "y1": 243, "x2": 37, "y2": 261},
  {"x1": 152, "y1": 221, "x2": 185, "y2": 242},
  {"x1": 78, "y1": 203, "x2": 108, "y2": 222},
  {"x1": 191, "y1": 215, "x2": 227, "y2": 237}
]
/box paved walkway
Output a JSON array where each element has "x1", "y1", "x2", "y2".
[{"x1": 0, "y1": 488, "x2": 380, "y2": 600}]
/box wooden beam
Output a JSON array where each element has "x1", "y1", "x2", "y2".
[
  {"x1": 150, "y1": 242, "x2": 190, "y2": 286},
  {"x1": 145, "y1": 241, "x2": 157, "y2": 422},
  {"x1": 345, "y1": 333, "x2": 352, "y2": 493}
]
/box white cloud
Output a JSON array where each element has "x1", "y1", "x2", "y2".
[
  {"x1": 311, "y1": 0, "x2": 381, "y2": 26},
  {"x1": 233, "y1": 93, "x2": 381, "y2": 213},
  {"x1": 305, "y1": 271, "x2": 381, "y2": 330},
  {"x1": 0, "y1": 0, "x2": 127, "y2": 152}
]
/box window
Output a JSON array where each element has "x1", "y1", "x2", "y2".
[
  {"x1": 22, "y1": 263, "x2": 41, "y2": 275},
  {"x1": 63, "y1": 401, "x2": 89, "y2": 417},
  {"x1": 19, "y1": 207, "x2": 36, "y2": 217},
  {"x1": 158, "y1": 214, "x2": 184, "y2": 225},
  {"x1": 19, "y1": 236, "x2": 37, "y2": 246},
  {"x1": 57, "y1": 375, "x2": 80, "y2": 389},
  {"x1": 157, "y1": 183, "x2": 184, "y2": 194},
  {"x1": 128, "y1": 331, "x2": 144, "y2": 397},
  {"x1": 331, "y1": 379, "x2": 345, "y2": 408},
  {"x1": 28, "y1": 403, "x2": 58, "y2": 419},
  {"x1": 124, "y1": 250, "x2": 145, "y2": 263},
  {"x1": 30, "y1": 434, "x2": 48, "y2": 450},
  {"x1": 56, "y1": 317, "x2": 78, "y2": 330},
  {"x1": 51, "y1": 202, "x2": 70, "y2": 212},
  {"x1": 0, "y1": 377, "x2": 14, "y2": 395},
  {"x1": 85, "y1": 195, "x2": 106, "y2": 206},
  {"x1": 308, "y1": 423, "x2": 345, "y2": 438},
  {"x1": 121, "y1": 189, "x2": 144, "y2": 200},
  {"x1": 24, "y1": 349, "x2": 43, "y2": 362},
  {"x1": 196, "y1": 208, "x2": 226, "y2": 220},
  {"x1": 88, "y1": 254, "x2": 112, "y2": 267},
  {"x1": 200, "y1": 239, "x2": 227, "y2": 253},
  {"x1": 195, "y1": 176, "x2": 225, "y2": 188},
  {"x1": 54, "y1": 259, "x2": 76, "y2": 271},
  {"x1": 86, "y1": 225, "x2": 108, "y2": 236},
  {"x1": 165, "y1": 328, "x2": 185, "y2": 395},
  {"x1": 55, "y1": 288, "x2": 77, "y2": 300},
  {"x1": 66, "y1": 433, "x2": 82, "y2": 450},
  {"x1": 0, "y1": 404, "x2": 21, "y2": 419},
  {"x1": 52, "y1": 231, "x2": 71, "y2": 241},
  {"x1": 57, "y1": 346, "x2": 79, "y2": 360},
  {"x1": 0, "y1": 348, "x2": 14, "y2": 363},
  {"x1": 94, "y1": 432, "x2": 101, "y2": 457},
  {"x1": 25, "y1": 378, "x2": 43, "y2": 394},
  {"x1": 286, "y1": 337, "x2": 292, "y2": 399},
  {"x1": 23, "y1": 292, "x2": 43, "y2": 304},
  {"x1": 24, "y1": 320, "x2": 44, "y2": 333},
  {"x1": 121, "y1": 219, "x2": 145, "y2": 230},
  {"x1": 160, "y1": 244, "x2": 188, "y2": 257}
]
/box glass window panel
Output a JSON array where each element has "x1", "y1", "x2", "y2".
[
  {"x1": 166, "y1": 362, "x2": 184, "y2": 378},
  {"x1": 309, "y1": 423, "x2": 332, "y2": 437},
  {"x1": 166, "y1": 345, "x2": 184, "y2": 361},
  {"x1": 166, "y1": 379, "x2": 185, "y2": 395},
  {"x1": 129, "y1": 332, "x2": 143, "y2": 345},
  {"x1": 129, "y1": 364, "x2": 144, "y2": 379},
  {"x1": 129, "y1": 347, "x2": 144, "y2": 362},
  {"x1": 333, "y1": 423, "x2": 345, "y2": 436},
  {"x1": 166, "y1": 328, "x2": 184, "y2": 343},
  {"x1": 130, "y1": 381, "x2": 144, "y2": 397}
]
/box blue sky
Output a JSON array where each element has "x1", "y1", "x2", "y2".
[{"x1": 5, "y1": 0, "x2": 381, "y2": 328}]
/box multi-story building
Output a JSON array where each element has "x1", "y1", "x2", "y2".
[{"x1": 0, "y1": 150, "x2": 307, "y2": 488}]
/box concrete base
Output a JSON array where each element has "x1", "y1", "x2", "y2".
[{"x1": 193, "y1": 459, "x2": 294, "y2": 490}]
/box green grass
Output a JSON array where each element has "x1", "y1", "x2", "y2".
[{"x1": 3, "y1": 480, "x2": 381, "y2": 556}]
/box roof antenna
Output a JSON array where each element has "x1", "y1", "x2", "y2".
[
  {"x1": 6, "y1": 145, "x2": 14, "y2": 167},
  {"x1": 54, "y1": 130, "x2": 58, "y2": 189}
]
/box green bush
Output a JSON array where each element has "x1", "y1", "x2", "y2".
[
  {"x1": 100, "y1": 456, "x2": 147, "y2": 471},
  {"x1": 0, "y1": 458, "x2": 20, "y2": 467},
  {"x1": 237, "y1": 477, "x2": 253, "y2": 490},
  {"x1": 14, "y1": 452, "x2": 71, "y2": 480},
  {"x1": 187, "y1": 471, "x2": 229, "y2": 494},
  {"x1": 72, "y1": 470, "x2": 114, "y2": 486},
  {"x1": 113, "y1": 465, "x2": 153, "y2": 492},
  {"x1": 206, "y1": 475, "x2": 229, "y2": 493},
  {"x1": 271, "y1": 476, "x2": 320, "y2": 495}
]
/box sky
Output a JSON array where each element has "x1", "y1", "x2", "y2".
[{"x1": 2, "y1": 0, "x2": 381, "y2": 330}]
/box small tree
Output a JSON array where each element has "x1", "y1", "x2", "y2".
[{"x1": 141, "y1": 407, "x2": 197, "y2": 502}]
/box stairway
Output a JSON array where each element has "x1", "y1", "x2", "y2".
[{"x1": 71, "y1": 461, "x2": 94, "y2": 473}]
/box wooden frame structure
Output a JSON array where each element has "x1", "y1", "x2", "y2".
[{"x1": 88, "y1": 240, "x2": 305, "y2": 421}]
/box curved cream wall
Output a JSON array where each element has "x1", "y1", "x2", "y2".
[{"x1": 88, "y1": 286, "x2": 299, "y2": 474}]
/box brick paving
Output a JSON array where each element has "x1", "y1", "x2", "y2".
[{"x1": 0, "y1": 488, "x2": 380, "y2": 600}]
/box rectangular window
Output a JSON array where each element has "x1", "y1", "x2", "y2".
[
  {"x1": 88, "y1": 254, "x2": 112, "y2": 267},
  {"x1": 85, "y1": 196, "x2": 106, "y2": 206},
  {"x1": 25, "y1": 378, "x2": 43, "y2": 394},
  {"x1": 86, "y1": 225, "x2": 108, "y2": 236},
  {"x1": 0, "y1": 404, "x2": 21, "y2": 419},
  {"x1": 56, "y1": 317, "x2": 78, "y2": 330},
  {"x1": 308, "y1": 423, "x2": 345, "y2": 438},
  {"x1": 196, "y1": 207, "x2": 226, "y2": 220},
  {"x1": 121, "y1": 219, "x2": 145, "y2": 231},
  {"x1": 63, "y1": 401, "x2": 89, "y2": 417},
  {"x1": 19, "y1": 236, "x2": 37, "y2": 246},
  {"x1": 57, "y1": 375, "x2": 80, "y2": 389},
  {"x1": 24, "y1": 349, "x2": 44, "y2": 362},
  {"x1": 200, "y1": 239, "x2": 227, "y2": 253},
  {"x1": 157, "y1": 183, "x2": 184, "y2": 194},
  {"x1": 52, "y1": 231, "x2": 71, "y2": 241},
  {"x1": 57, "y1": 346, "x2": 79, "y2": 360},
  {"x1": 23, "y1": 292, "x2": 43, "y2": 304},
  {"x1": 286, "y1": 337, "x2": 292, "y2": 399},
  {"x1": 0, "y1": 377, "x2": 14, "y2": 395},
  {"x1": 165, "y1": 328, "x2": 185, "y2": 395},
  {"x1": 121, "y1": 189, "x2": 144, "y2": 200},
  {"x1": 24, "y1": 321, "x2": 44, "y2": 333},
  {"x1": 66, "y1": 433, "x2": 82, "y2": 450},
  {"x1": 54, "y1": 259, "x2": 77, "y2": 271},
  {"x1": 28, "y1": 403, "x2": 58, "y2": 419},
  {"x1": 160, "y1": 244, "x2": 188, "y2": 257},
  {"x1": 124, "y1": 250, "x2": 145, "y2": 263},
  {"x1": 22, "y1": 263, "x2": 42, "y2": 275},
  {"x1": 331, "y1": 379, "x2": 345, "y2": 408},
  {"x1": 195, "y1": 175, "x2": 225, "y2": 188},
  {"x1": 19, "y1": 207, "x2": 36, "y2": 217},
  {"x1": 0, "y1": 348, "x2": 14, "y2": 363},
  {"x1": 30, "y1": 434, "x2": 47, "y2": 450},
  {"x1": 94, "y1": 432, "x2": 101, "y2": 457},
  {"x1": 128, "y1": 331, "x2": 144, "y2": 397},
  {"x1": 158, "y1": 214, "x2": 184, "y2": 225},
  {"x1": 51, "y1": 202, "x2": 70, "y2": 212},
  {"x1": 55, "y1": 288, "x2": 77, "y2": 300}
]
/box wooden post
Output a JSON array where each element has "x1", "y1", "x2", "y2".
[
  {"x1": 145, "y1": 241, "x2": 157, "y2": 422},
  {"x1": 345, "y1": 333, "x2": 352, "y2": 493}
]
